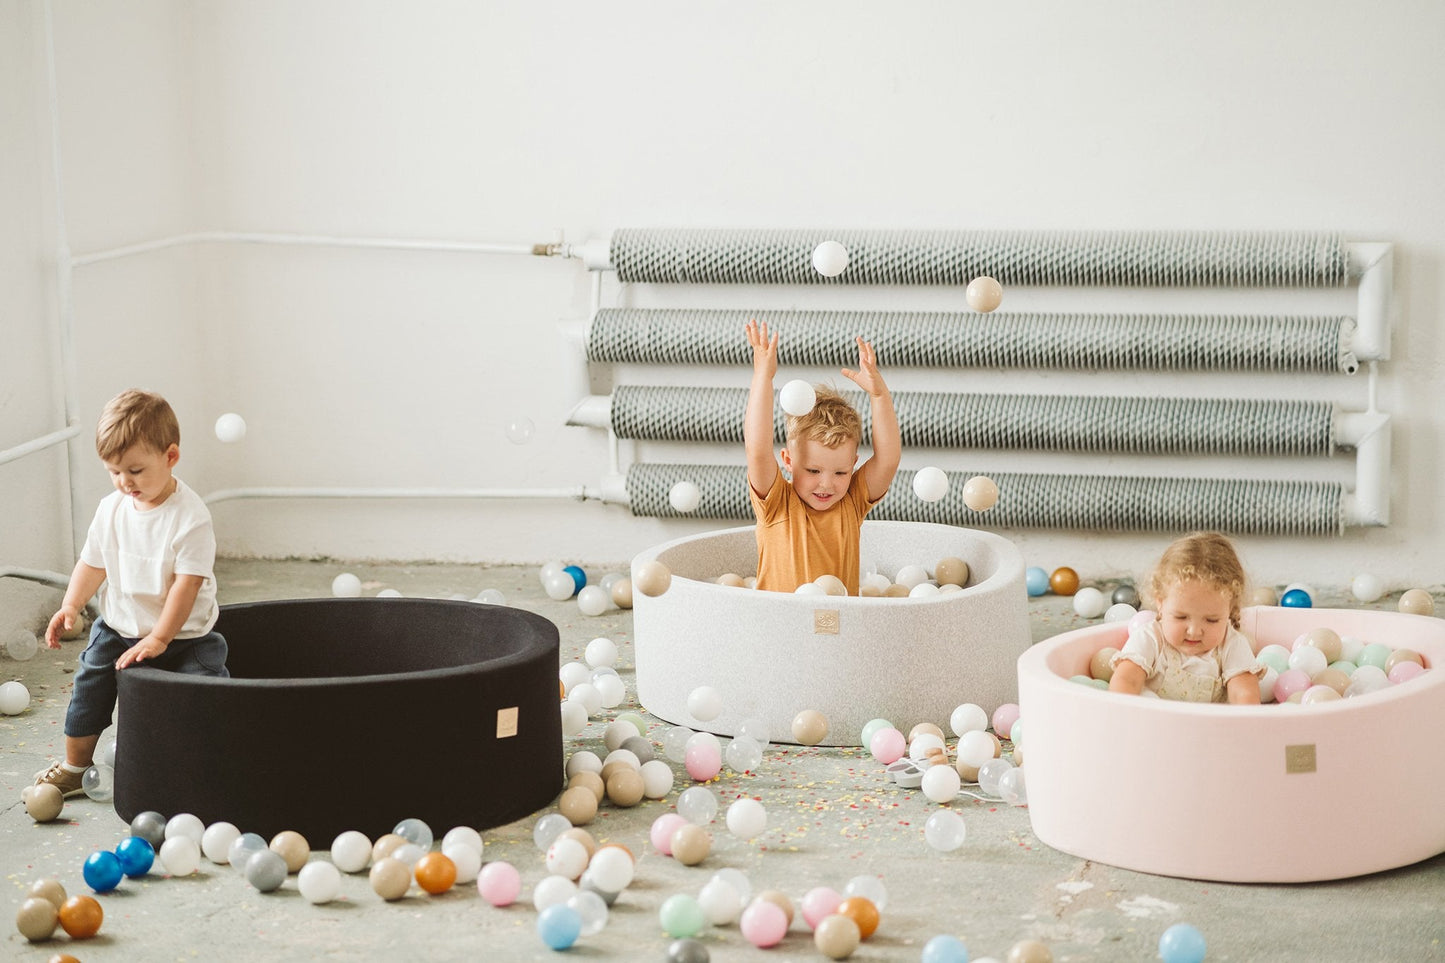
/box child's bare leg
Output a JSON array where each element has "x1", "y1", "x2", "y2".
[{"x1": 65, "y1": 734, "x2": 100, "y2": 769}]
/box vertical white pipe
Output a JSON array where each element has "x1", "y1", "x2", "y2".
[{"x1": 1348, "y1": 243, "x2": 1393, "y2": 362}]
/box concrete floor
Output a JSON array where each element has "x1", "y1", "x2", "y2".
[{"x1": 3, "y1": 559, "x2": 1443, "y2": 962}]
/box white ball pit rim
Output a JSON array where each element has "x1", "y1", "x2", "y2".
[
  {"x1": 1018, "y1": 605, "x2": 1445, "y2": 883},
  {"x1": 632, "y1": 521, "x2": 1031, "y2": 746}
]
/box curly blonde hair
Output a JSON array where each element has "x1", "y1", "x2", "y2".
[
  {"x1": 1147, "y1": 531, "x2": 1248, "y2": 627},
  {"x1": 784, "y1": 385, "x2": 862, "y2": 449},
  {"x1": 96, "y1": 389, "x2": 180, "y2": 461}
]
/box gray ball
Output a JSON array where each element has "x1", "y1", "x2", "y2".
[
  {"x1": 130, "y1": 810, "x2": 168, "y2": 848},
  {"x1": 667, "y1": 938, "x2": 710, "y2": 963},
  {"x1": 244, "y1": 848, "x2": 288, "y2": 892},
  {"x1": 1111, "y1": 584, "x2": 1141, "y2": 608},
  {"x1": 620, "y1": 735, "x2": 655, "y2": 764}
]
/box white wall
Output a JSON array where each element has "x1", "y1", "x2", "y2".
[{"x1": 10, "y1": 0, "x2": 1445, "y2": 589}]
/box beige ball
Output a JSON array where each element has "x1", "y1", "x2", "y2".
[
  {"x1": 756, "y1": 889, "x2": 795, "y2": 926},
  {"x1": 25, "y1": 783, "x2": 63, "y2": 823},
  {"x1": 792, "y1": 709, "x2": 829, "y2": 746},
  {"x1": 814, "y1": 574, "x2": 848, "y2": 597},
  {"x1": 1090, "y1": 646, "x2": 1118, "y2": 682},
  {"x1": 269, "y1": 830, "x2": 310, "y2": 873},
  {"x1": 908, "y1": 722, "x2": 945, "y2": 744},
  {"x1": 15, "y1": 896, "x2": 59, "y2": 942},
  {"x1": 633, "y1": 561, "x2": 672, "y2": 597},
  {"x1": 716, "y1": 573, "x2": 746, "y2": 588},
  {"x1": 814, "y1": 912, "x2": 862, "y2": 959},
  {"x1": 28, "y1": 878, "x2": 67, "y2": 909},
  {"x1": 558, "y1": 827, "x2": 598, "y2": 859},
  {"x1": 60, "y1": 614, "x2": 89, "y2": 641},
  {"x1": 934, "y1": 557, "x2": 969, "y2": 587},
  {"x1": 605, "y1": 768, "x2": 645, "y2": 808},
  {"x1": 1399, "y1": 588, "x2": 1435, "y2": 616},
  {"x1": 558, "y1": 785, "x2": 598, "y2": 825},
  {"x1": 372, "y1": 833, "x2": 407, "y2": 862},
  {"x1": 965, "y1": 275, "x2": 1003, "y2": 313},
  {"x1": 1302, "y1": 627, "x2": 1343, "y2": 663},
  {"x1": 859, "y1": 583, "x2": 883, "y2": 598},
  {"x1": 1007, "y1": 938, "x2": 1054, "y2": 963},
  {"x1": 610, "y1": 577, "x2": 634, "y2": 609},
  {"x1": 883, "y1": 583, "x2": 911, "y2": 598},
  {"x1": 369, "y1": 857, "x2": 411, "y2": 901},
  {"x1": 961, "y1": 475, "x2": 999, "y2": 512},
  {"x1": 670, "y1": 824, "x2": 712, "y2": 866},
  {"x1": 568, "y1": 771, "x2": 606, "y2": 803},
  {"x1": 1247, "y1": 586, "x2": 1278, "y2": 607}
]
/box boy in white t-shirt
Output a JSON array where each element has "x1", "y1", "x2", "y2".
[{"x1": 33, "y1": 389, "x2": 229, "y2": 797}]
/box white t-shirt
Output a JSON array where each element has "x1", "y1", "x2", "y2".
[
  {"x1": 79, "y1": 477, "x2": 219, "y2": 640},
  {"x1": 1111, "y1": 620, "x2": 1262, "y2": 703}
]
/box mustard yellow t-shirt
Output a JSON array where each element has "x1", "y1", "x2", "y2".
[{"x1": 749, "y1": 470, "x2": 880, "y2": 594}]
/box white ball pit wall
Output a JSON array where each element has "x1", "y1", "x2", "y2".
[
  {"x1": 632, "y1": 521, "x2": 1031, "y2": 746},
  {"x1": 1018, "y1": 605, "x2": 1445, "y2": 883}
]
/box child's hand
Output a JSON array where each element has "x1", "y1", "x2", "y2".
[
  {"x1": 746, "y1": 319, "x2": 778, "y2": 381},
  {"x1": 841, "y1": 336, "x2": 889, "y2": 398},
  {"x1": 44, "y1": 607, "x2": 75, "y2": 649},
  {"x1": 116, "y1": 635, "x2": 168, "y2": 670}
]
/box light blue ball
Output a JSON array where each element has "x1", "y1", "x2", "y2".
[
  {"x1": 1280, "y1": 588, "x2": 1312, "y2": 608},
  {"x1": 922, "y1": 933, "x2": 970, "y2": 962},
  {"x1": 1025, "y1": 567, "x2": 1049, "y2": 597},
  {"x1": 1159, "y1": 922, "x2": 1207, "y2": 963},
  {"x1": 538, "y1": 904, "x2": 583, "y2": 950}
]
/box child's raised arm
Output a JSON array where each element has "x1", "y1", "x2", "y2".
[
  {"x1": 744, "y1": 319, "x2": 780, "y2": 499},
  {"x1": 843, "y1": 337, "x2": 900, "y2": 501}
]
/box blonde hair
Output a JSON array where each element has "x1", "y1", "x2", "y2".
[
  {"x1": 96, "y1": 389, "x2": 180, "y2": 461},
  {"x1": 1147, "y1": 531, "x2": 1247, "y2": 627},
  {"x1": 784, "y1": 385, "x2": 862, "y2": 449}
]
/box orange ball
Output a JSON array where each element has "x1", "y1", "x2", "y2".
[
  {"x1": 1049, "y1": 567, "x2": 1079, "y2": 596},
  {"x1": 49, "y1": 955, "x2": 82, "y2": 963},
  {"x1": 836, "y1": 896, "x2": 880, "y2": 940},
  {"x1": 414, "y1": 852, "x2": 457, "y2": 895},
  {"x1": 57, "y1": 894, "x2": 103, "y2": 939}
]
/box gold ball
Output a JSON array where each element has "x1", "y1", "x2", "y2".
[
  {"x1": 633, "y1": 561, "x2": 672, "y2": 597},
  {"x1": 1302, "y1": 627, "x2": 1343, "y2": 663},
  {"x1": 934, "y1": 557, "x2": 969, "y2": 587},
  {"x1": 558, "y1": 827, "x2": 597, "y2": 858},
  {"x1": 791, "y1": 709, "x2": 829, "y2": 746},
  {"x1": 756, "y1": 888, "x2": 795, "y2": 926},
  {"x1": 965, "y1": 275, "x2": 1003, "y2": 313},
  {"x1": 883, "y1": 583, "x2": 911, "y2": 598},
  {"x1": 1385, "y1": 647, "x2": 1425, "y2": 673},
  {"x1": 1049, "y1": 567, "x2": 1080, "y2": 596},
  {"x1": 605, "y1": 767, "x2": 645, "y2": 808}
]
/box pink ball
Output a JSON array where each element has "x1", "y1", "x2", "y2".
[
  {"x1": 869, "y1": 726, "x2": 905, "y2": 764},
  {"x1": 476, "y1": 860, "x2": 521, "y2": 906},
  {"x1": 684, "y1": 743, "x2": 722, "y2": 781},
  {"x1": 1129, "y1": 609, "x2": 1157, "y2": 629},
  {"x1": 801, "y1": 886, "x2": 843, "y2": 930},
  {"x1": 991, "y1": 703, "x2": 1020, "y2": 740},
  {"x1": 650, "y1": 813, "x2": 689, "y2": 855},
  {"x1": 1274, "y1": 668, "x2": 1313, "y2": 702},
  {"x1": 1388, "y1": 661, "x2": 1426, "y2": 685},
  {"x1": 740, "y1": 897, "x2": 789, "y2": 947}
]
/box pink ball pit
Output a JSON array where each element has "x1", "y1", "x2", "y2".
[{"x1": 1018, "y1": 605, "x2": 1445, "y2": 883}]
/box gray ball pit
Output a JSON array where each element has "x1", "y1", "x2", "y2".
[
  {"x1": 114, "y1": 597, "x2": 563, "y2": 842},
  {"x1": 632, "y1": 521, "x2": 1032, "y2": 746}
]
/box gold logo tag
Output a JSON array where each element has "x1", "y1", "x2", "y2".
[
  {"x1": 1284, "y1": 744, "x2": 1316, "y2": 774},
  {"x1": 814, "y1": 610, "x2": 840, "y2": 634},
  {"x1": 496, "y1": 706, "x2": 519, "y2": 739}
]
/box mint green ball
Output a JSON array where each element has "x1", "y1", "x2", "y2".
[
  {"x1": 1358, "y1": 643, "x2": 1391, "y2": 670},
  {"x1": 859, "y1": 717, "x2": 893, "y2": 747},
  {"x1": 616, "y1": 712, "x2": 648, "y2": 738},
  {"x1": 659, "y1": 893, "x2": 705, "y2": 938},
  {"x1": 1329, "y1": 660, "x2": 1358, "y2": 675}
]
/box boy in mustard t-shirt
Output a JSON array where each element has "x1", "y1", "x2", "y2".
[{"x1": 744, "y1": 319, "x2": 901, "y2": 594}]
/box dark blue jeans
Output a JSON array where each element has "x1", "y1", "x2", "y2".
[{"x1": 64, "y1": 618, "x2": 229, "y2": 737}]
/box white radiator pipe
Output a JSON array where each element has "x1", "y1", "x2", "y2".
[
  {"x1": 1348, "y1": 242, "x2": 1393, "y2": 363},
  {"x1": 70, "y1": 230, "x2": 557, "y2": 267},
  {"x1": 0, "y1": 423, "x2": 82, "y2": 468},
  {"x1": 1338, "y1": 411, "x2": 1391, "y2": 527},
  {"x1": 203, "y1": 482, "x2": 631, "y2": 507}
]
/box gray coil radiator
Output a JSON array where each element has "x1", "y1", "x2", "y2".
[
  {"x1": 610, "y1": 229, "x2": 1351, "y2": 287},
  {"x1": 608, "y1": 386, "x2": 1337, "y2": 459},
  {"x1": 628, "y1": 464, "x2": 1344, "y2": 537},
  {"x1": 588, "y1": 308, "x2": 1357, "y2": 374}
]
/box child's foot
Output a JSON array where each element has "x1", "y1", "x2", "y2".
[{"x1": 33, "y1": 762, "x2": 86, "y2": 798}]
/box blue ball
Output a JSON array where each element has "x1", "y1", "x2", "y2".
[
  {"x1": 1280, "y1": 588, "x2": 1312, "y2": 608},
  {"x1": 922, "y1": 933, "x2": 970, "y2": 963},
  {"x1": 563, "y1": 565, "x2": 587, "y2": 595},
  {"x1": 82, "y1": 850, "x2": 124, "y2": 892},
  {"x1": 115, "y1": 835, "x2": 155, "y2": 877},
  {"x1": 1025, "y1": 566, "x2": 1049, "y2": 597},
  {"x1": 537, "y1": 904, "x2": 582, "y2": 951},
  {"x1": 1159, "y1": 922, "x2": 1207, "y2": 963}
]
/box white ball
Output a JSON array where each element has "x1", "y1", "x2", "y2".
[
  {"x1": 568, "y1": 682, "x2": 603, "y2": 716},
  {"x1": 1104, "y1": 602, "x2": 1137, "y2": 622},
  {"x1": 909, "y1": 582, "x2": 941, "y2": 598},
  {"x1": 669, "y1": 481, "x2": 702, "y2": 513},
  {"x1": 957, "y1": 730, "x2": 998, "y2": 768},
  {"x1": 1288, "y1": 645, "x2": 1328, "y2": 677},
  {"x1": 593, "y1": 673, "x2": 626, "y2": 709},
  {"x1": 965, "y1": 275, "x2": 1003, "y2": 312},
  {"x1": 532, "y1": 874, "x2": 579, "y2": 912},
  {"x1": 544, "y1": 572, "x2": 577, "y2": 601},
  {"x1": 0, "y1": 680, "x2": 32, "y2": 715},
  {"x1": 1351, "y1": 573, "x2": 1385, "y2": 603},
  {"x1": 376, "y1": 588, "x2": 402, "y2": 598},
  {"x1": 814, "y1": 574, "x2": 848, "y2": 596},
  {"x1": 539, "y1": 561, "x2": 565, "y2": 586},
  {"x1": 921, "y1": 763, "x2": 962, "y2": 803},
  {"x1": 546, "y1": 837, "x2": 590, "y2": 880},
  {"x1": 445, "y1": 842, "x2": 484, "y2": 883},
  {"x1": 294, "y1": 858, "x2": 339, "y2": 903},
  {"x1": 585, "y1": 637, "x2": 618, "y2": 668},
  {"x1": 559, "y1": 661, "x2": 592, "y2": 693},
  {"x1": 793, "y1": 582, "x2": 826, "y2": 596},
  {"x1": 811, "y1": 240, "x2": 850, "y2": 277},
  {"x1": 726, "y1": 798, "x2": 768, "y2": 840},
  {"x1": 639, "y1": 759, "x2": 675, "y2": 799},
  {"x1": 331, "y1": 573, "x2": 362, "y2": 598},
  {"x1": 687, "y1": 685, "x2": 723, "y2": 722},
  {"x1": 560, "y1": 700, "x2": 588, "y2": 736},
  {"x1": 908, "y1": 733, "x2": 945, "y2": 761},
  {"x1": 698, "y1": 876, "x2": 743, "y2": 925},
  {"x1": 603, "y1": 720, "x2": 636, "y2": 752},
  {"x1": 201, "y1": 822, "x2": 241, "y2": 864},
  {"x1": 165, "y1": 812, "x2": 205, "y2": 843},
  {"x1": 577, "y1": 586, "x2": 610, "y2": 617},
  {"x1": 159, "y1": 836, "x2": 201, "y2": 876},
  {"x1": 330, "y1": 830, "x2": 372, "y2": 872},
  {"x1": 566, "y1": 750, "x2": 603, "y2": 777},
  {"x1": 779, "y1": 379, "x2": 817, "y2": 417},
  {"x1": 912, "y1": 466, "x2": 950, "y2": 502},
  {"x1": 602, "y1": 748, "x2": 641, "y2": 771},
  {"x1": 1072, "y1": 587, "x2": 1108, "y2": 619},
  {"x1": 587, "y1": 846, "x2": 635, "y2": 892},
  {"x1": 894, "y1": 564, "x2": 930, "y2": 589},
  {"x1": 950, "y1": 703, "x2": 989, "y2": 737},
  {"x1": 214, "y1": 412, "x2": 247, "y2": 443}
]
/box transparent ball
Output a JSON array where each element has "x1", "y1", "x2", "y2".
[
  {"x1": 725, "y1": 735, "x2": 763, "y2": 773},
  {"x1": 567, "y1": 889, "x2": 610, "y2": 937},
  {"x1": 686, "y1": 686, "x2": 723, "y2": 722},
  {"x1": 923, "y1": 809, "x2": 967, "y2": 852},
  {"x1": 976, "y1": 757, "x2": 1015, "y2": 797},
  {"x1": 7, "y1": 629, "x2": 38, "y2": 661},
  {"x1": 998, "y1": 767, "x2": 1028, "y2": 807},
  {"x1": 393, "y1": 817, "x2": 434, "y2": 851},
  {"x1": 663, "y1": 726, "x2": 695, "y2": 763},
  {"x1": 533, "y1": 812, "x2": 572, "y2": 851},
  {"x1": 842, "y1": 874, "x2": 888, "y2": 911},
  {"x1": 506, "y1": 417, "x2": 534, "y2": 445},
  {"x1": 82, "y1": 764, "x2": 115, "y2": 801},
  {"x1": 677, "y1": 786, "x2": 718, "y2": 825},
  {"x1": 474, "y1": 588, "x2": 506, "y2": 605},
  {"x1": 735, "y1": 717, "x2": 771, "y2": 749},
  {"x1": 95, "y1": 737, "x2": 117, "y2": 768}
]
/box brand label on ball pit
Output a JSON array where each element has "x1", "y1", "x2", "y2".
[
  {"x1": 496, "y1": 706, "x2": 519, "y2": 738},
  {"x1": 1284, "y1": 744, "x2": 1316, "y2": 774},
  {"x1": 814, "y1": 610, "x2": 840, "y2": 634}
]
